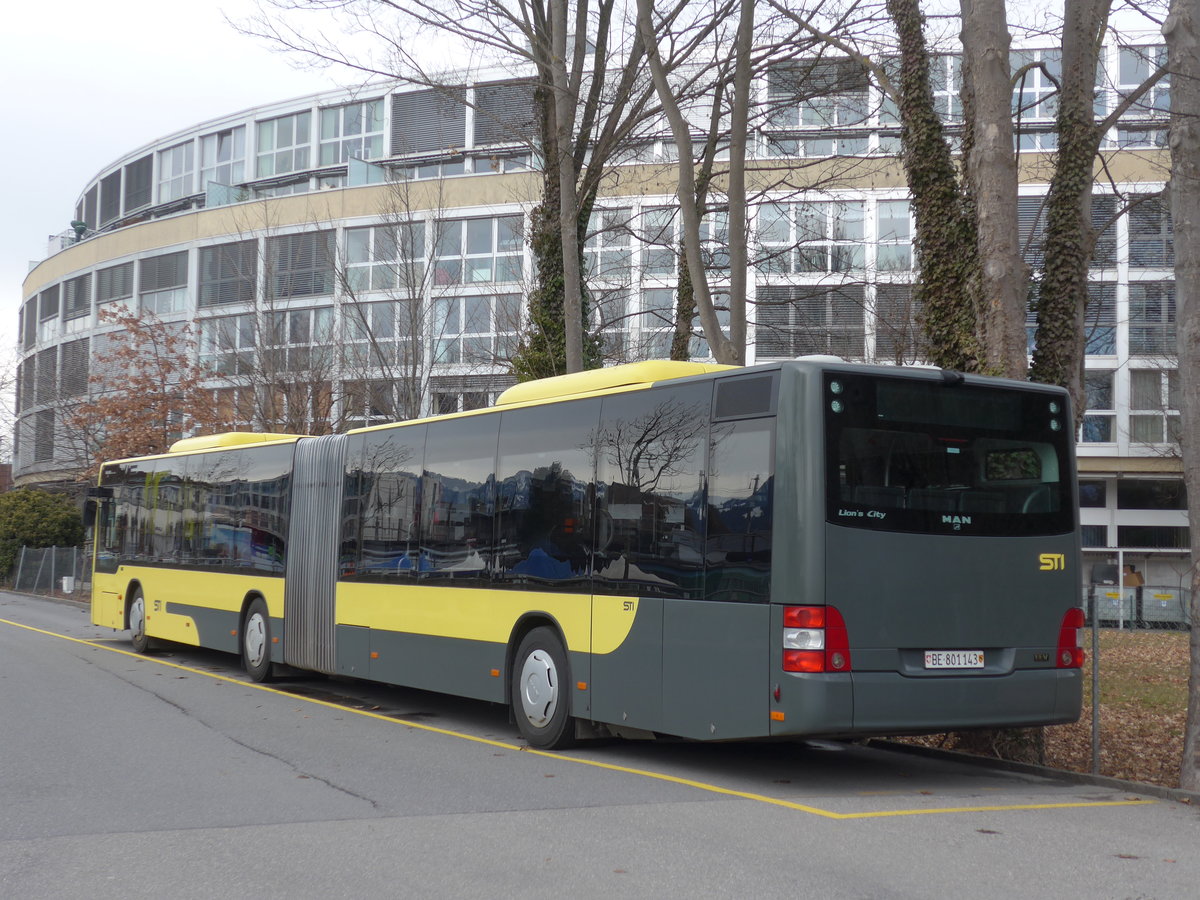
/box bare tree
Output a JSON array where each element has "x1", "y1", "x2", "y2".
[
  {"x1": 202, "y1": 200, "x2": 347, "y2": 434},
  {"x1": 338, "y1": 173, "x2": 523, "y2": 421},
  {"x1": 64, "y1": 309, "x2": 230, "y2": 475},
  {"x1": 636, "y1": 0, "x2": 745, "y2": 364},
  {"x1": 1032, "y1": 0, "x2": 1168, "y2": 418},
  {"x1": 1165, "y1": 0, "x2": 1200, "y2": 792},
  {"x1": 0, "y1": 344, "x2": 17, "y2": 466},
  {"x1": 241, "y1": 0, "x2": 682, "y2": 376}
]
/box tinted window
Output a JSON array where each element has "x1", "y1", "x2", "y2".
[
  {"x1": 183, "y1": 446, "x2": 291, "y2": 573},
  {"x1": 421, "y1": 415, "x2": 499, "y2": 583},
  {"x1": 594, "y1": 383, "x2": 711, "y2": 599},
  {"x1": 100, "y1": 460, "x2": 150, "y2": 568},
  {"x1": 148, "y1": 457, "x2": 186, "y2": 562},
  {"x1": 341, "y1": 433, "x2": 366, "y2": 577},
  {"x1": 706, "y1": 419, "x2": 773, "y2": 602},
  {"x1": 352, "y1": 425, "x2": 427, "y2": 580},
  {"x1": 495, "y1": 400, "x2": 599, "y2": 591},
  {"x1": 714, "y1": 373, "x2": 777, "y2": 419},
  {"x1": 825, "y1": 373, "x2": 1074, "y2": 536}
]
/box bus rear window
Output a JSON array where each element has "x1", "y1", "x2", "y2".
[{"x1": 824, "y1": 373, "x2": 1074, "y2": 536}]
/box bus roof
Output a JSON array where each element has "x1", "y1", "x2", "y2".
[
  {"x1": 167, "y1": 432, "x2": 306, "y2": 454},
  {"x1": 495, "y1": 360, "x2": 735, "y2": 406}
]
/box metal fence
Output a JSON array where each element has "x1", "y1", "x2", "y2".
[{"x1": 8, "y1": 546, "x2": 90, "y2": 597}]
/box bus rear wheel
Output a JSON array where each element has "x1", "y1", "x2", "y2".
[
  {"x1": 242, "y1": 598, "x2": 273, "y2": 683},
  {"x1": 128, "y1": 588, "x2": 149, "y2": 654},
  {"x1": 512, "y1": 627, "x2": 575, "y2": 750}
]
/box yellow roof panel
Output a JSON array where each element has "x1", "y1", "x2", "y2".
[
  {"x1": 168, "y1": 432, "x2": 306, "y2": 454},
  {"x1": 495, "y1": 360, "x2": 736, "y2": 406}
]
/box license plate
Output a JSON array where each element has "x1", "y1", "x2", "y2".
[{"x1": 924, "y1": 650, "x2": 985, "y2": 669}]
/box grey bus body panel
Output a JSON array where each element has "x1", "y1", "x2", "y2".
[
  {"x1": 590, "y1": 596, "x2": 664, "y2": 732},
  {"x1": 588, "y1": 596, "x2": 769, "y2": 740},
  {"x1": 661, "y1": 599, "x2": 769, "y2": 740},
  {"x1": 826, "y1": 527, "x2": 1079, "y2": 654},
  {"x1": 850, "y1": 668, "x2": 1081, "y2": 733},
  {"x1": 284, "y1": 434, "x2": 347, "y2": 674},
  {"x1": 164, "y1": 602, "x2": 240, "y2": 655}
]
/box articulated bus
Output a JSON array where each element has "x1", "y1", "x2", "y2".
[{"x1": 88, "y1": 359, "x2": 1083, "y2": 749}]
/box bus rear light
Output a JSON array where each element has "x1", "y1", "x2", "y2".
[
  {"x1": 784, "y1": 628, "x2": 824, "y2": 650},
  {"x1": 784, "y1": 606, "x2": 825, "y2": 628},
  {"x1": 784, "y1": 649, "x2": 826, "y2": 672},
  {"x1": 782, "y1": 606, "x2": 852, "y2": 672},
  {"x1": 1056, "y1": 607, "x2": 1085, "y2": 668}
]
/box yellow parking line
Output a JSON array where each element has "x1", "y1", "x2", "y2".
[{"x1": 0, "y1": 617, "x2": 1158, "y2": 820}]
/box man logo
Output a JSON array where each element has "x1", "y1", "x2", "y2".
[{"x1": 1039, "y1": 553, "x2": 1065, "y2": 571}]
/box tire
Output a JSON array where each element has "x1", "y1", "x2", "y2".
[
  {"x1": 242, "y1": 598, "x2": 273, "y2": 683},
  {"x1": 511, "y1": 626, "x2": 575, "y2": 750},
  {"x1": 128, "y1": 588, "x2": 149, "y2": 654}
]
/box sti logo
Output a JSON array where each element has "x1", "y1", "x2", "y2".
[{"x1": 1038, "y1": 553, "x2": 1066, "y2": 571}]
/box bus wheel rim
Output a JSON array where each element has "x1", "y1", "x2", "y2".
[
  {"x1": 519, "y1": 649, "x2": 558, "y2": 728},
  {"x1": 245, "y1": 613, "x2": 266, "y2": 668},
  {"x1": 130, "y1": 595, "x2": 144, "y2": 642}
]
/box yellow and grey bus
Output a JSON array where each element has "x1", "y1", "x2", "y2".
[{"x1": 88, "y1": 359, "x2": 1084, "y2": 749}]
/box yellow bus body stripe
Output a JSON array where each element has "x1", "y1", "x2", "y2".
[
  {"x1": 338, "y1": 583, "x2": 638, "y2": 654},
  {"x1": 91, "y1": 568, "x2": 286, "y2": 644}
]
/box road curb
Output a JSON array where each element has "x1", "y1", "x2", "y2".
[{"x1": 869, "y1": 738, "x2": 1200, "y2": 805}]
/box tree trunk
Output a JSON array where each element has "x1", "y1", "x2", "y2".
[
  {"x1": 635, "y1": 0, "x2": 738, "y2": 364},
  {"x1": 1165, "y1": 0, "x2": 1200, "y2": 792},
  {"x1": 960, "y1": 0, "x2": 1026, "y2": 377},
  {"x1": 672, "y1": 251, "x2": 697, "y2": 360},
  {"x1": 1030, "y1": 0, "x2": 1109, "y2": 417},
  {"x1": 723, "y1": 0, "x2": 755, "y2": 365},
  {"x1": 886, "y1": 0, "x2": 983, "y2": 373},
  {"x1": 550, "y1": 0, "x2": 585, "y2": 373}
]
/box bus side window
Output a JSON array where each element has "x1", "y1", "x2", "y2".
[
  {"x1": 355, "y1": 425, "x2": 426, "y2": 580},
  {"x1": 594, "y1": 383, "x2": 711, "y2": 599},
  {"x1": 705, "y1": 419, "x2": 773, "y2": 603},
  {"x1": 421, "y1": 415, "x2": 499, "y2": 583},
  {"x1": 495, "y1": 399, "x2": 599, "y2": 591}
]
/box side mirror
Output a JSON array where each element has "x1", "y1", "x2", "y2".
[{"x1": 83, "y1": 486, "x2": 113, "y2": 527}]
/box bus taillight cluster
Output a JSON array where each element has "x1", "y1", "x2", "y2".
[
  {"x1": 1057, "y1": 607, "x2": 1086, "y2": 668},
  {"x1": 782, "y1": 605, "x2": 852, "y2": 673}
]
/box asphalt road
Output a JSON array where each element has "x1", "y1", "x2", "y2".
[{"x1": 1, "y1": 589, "x2": 1196, "y2": 899}]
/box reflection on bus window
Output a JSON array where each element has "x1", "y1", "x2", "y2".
[{"x1": 594, "y1": 383, "x2": 711, "y2": 599}]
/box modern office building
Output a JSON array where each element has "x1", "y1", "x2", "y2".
[{"x1": 13, "y1": 43, "x2": 1189, "y2": 601}]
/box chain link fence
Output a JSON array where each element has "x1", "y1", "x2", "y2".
[{"x1": 7, "y1": 546, "x2": 90, "y2": 597}]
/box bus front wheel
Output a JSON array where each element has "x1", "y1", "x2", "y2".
[
  {"x1": 128, "y1": 588, "x2": 149, "y2": 654},
  {"x1": 511, "y1": 627, "x2": 575, "y2": 750},
  {"x1": 242, "y1": 598, "x2": 273, "y2": 683}
]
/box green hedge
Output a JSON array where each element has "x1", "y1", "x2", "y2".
[{"x1": 0, "y1": 490, "x2": 85, "y2": 577}]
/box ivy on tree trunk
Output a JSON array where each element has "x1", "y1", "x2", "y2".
[{"x1": 887, "y1": 0, "x2": 983, "y2": 373}]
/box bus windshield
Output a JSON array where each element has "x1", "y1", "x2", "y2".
[{"x1": 825, "y1": 372, "x2": 1074, "y2": 537}]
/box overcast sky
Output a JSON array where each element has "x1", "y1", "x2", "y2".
[{"x1": 0, "y1": 1, "x2": 357, "y2": 344}]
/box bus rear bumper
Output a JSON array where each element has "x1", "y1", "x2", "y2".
[
  {"x1": 851, "y1": 668, "x2": 1082, "y2": 734},
  {"x1": 769, "y1": 668, "x2": 1082, "y2": 738}
]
